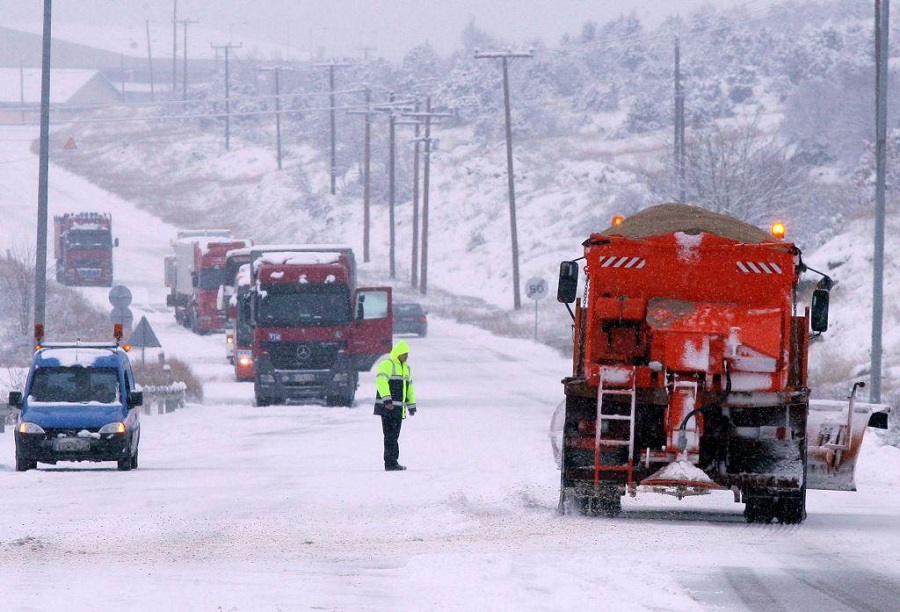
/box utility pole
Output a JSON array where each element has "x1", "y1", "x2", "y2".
[
  {"x1": 146, "y1": 20, "x2": 155, "y2": 101},
  {"x1": 373, "y1": 94, "x2": 416, "y2": 279},
  {"x1": 172, "y1": 0, "x2": 177, "y2": 94},
  {"x1": 212, "y1": 43, "x2": 242, "y2": 151},
  {"x1": 178, "y1": 19, "x2": 199, "y2": 101},
  {"x1": 120, "y1": 55, "x2": 126, "y2": 98},
  {"x1": 35, "y1": 0, "x2": 52, "y2": 342},
  {"x1": 259, "y1": 66, "x2": 291, "y2": 169},
  {"x1": 411, "y1": 102, "x2": 421, "y2": 288},
  {"x1": 314, "y1": 61, "x2": 352, "y2": 195},
  {"x1": 872, "y1": 0, "x2": 890, "y2": 403},
  {"x1": 347, "y1": 87, "x2": 374, "y2": 262},
  {"x1": 19, "y1": 58, "x2": 25, "y2": 123},
  {"x1": 674, "y1": 37, "x2": 686, "y2": 204},
  {"x1": 404, "y1": 98, "x2": 453, "y2": 296},
  {"x1": 475, "y1": 49, "x2": 533, "y2": 310}
]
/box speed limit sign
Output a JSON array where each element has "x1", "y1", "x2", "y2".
[{"x1": 525, "y1": 277, "x2": 548, "y2": 301}]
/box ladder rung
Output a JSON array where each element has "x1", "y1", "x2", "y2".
[
  {"x1": 599, "y1": 414, "x2": 632, "y2": 421},
  {"x1": 596, "y1": 440, "x2": 631, "y2": 446},
  {"x1": 600, "y1": 389, "x2": 635, "y2": 395},
  {"x1": 595, "y1": 465, "x2": 631, "y2": 472}
]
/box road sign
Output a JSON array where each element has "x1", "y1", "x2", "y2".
[
  {"x1": 110, "y1": 306, "x2": 133, "y2": 332},
  {"x1": 525, "y1": 277, "x2": 548, "y2": 301},
  {"x1": 108, "y1": 285, "x2": 133, "y2": 309},
  {"x1": 130, "y1": 316, "x2": 162, "y2": 348}
]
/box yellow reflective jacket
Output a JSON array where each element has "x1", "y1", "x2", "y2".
[{"x1": 374, "y1": 340, "x2": 416, "y2": 418}]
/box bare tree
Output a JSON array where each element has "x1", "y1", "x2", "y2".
[
  {"x1": 651, "y1": 120, "x2": 807, "y2": 227},
  {"x1": 1, "y1": 243, "x2": 36, "y2": 337}
]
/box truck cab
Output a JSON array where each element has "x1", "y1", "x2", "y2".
[
  {"x1": 8, "y1": 342, "x2": 142, "y2": 472},
  {"x1": 248, "y1": 247, "x2": 392, "y2": 406}
]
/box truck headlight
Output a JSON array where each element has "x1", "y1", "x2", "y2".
[
  {"x1": 99, "y1": 422, "x2": 126, "y2": 435},
  {"x1": 18, "y1": 422, "x2": 45, "y2": 435},
  {"x1": 260, "y1": 374, "x2": 275, "y2": 383}
]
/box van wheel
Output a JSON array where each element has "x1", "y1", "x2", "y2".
[
  {"x1": 16, "y1": 456, "x2": 36, "y2": 472},
  {"x1": 117, "y1": 455, "x2": 133, "y2": 471}
]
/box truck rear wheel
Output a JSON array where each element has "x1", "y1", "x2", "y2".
[{"x1": 744, "y1": 495, "x2": 776, "y2": 524}]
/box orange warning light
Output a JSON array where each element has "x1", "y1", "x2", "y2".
[
  {"x1": 770, "y1": 222, "x2": 786, "y2": 239},
  {"x1": 611, "y1": 215, "x2": 626, "y2": 226}
]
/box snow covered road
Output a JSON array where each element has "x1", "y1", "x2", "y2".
[{"x1": 2, "y1": 124, "x2": 900, "y2": 611}]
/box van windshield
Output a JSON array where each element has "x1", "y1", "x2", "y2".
[{"x1": 28, "y1": 367, "x2": 120, "y2": 404}]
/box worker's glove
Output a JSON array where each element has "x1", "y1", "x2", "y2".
[
  {"x1": 407, "y1": 404, "x2": 417, "y2": 416},
  {"x1": 382, "y1": 399, "x2": 393, "y2": 411}
]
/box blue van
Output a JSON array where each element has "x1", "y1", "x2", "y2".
[{"x1": 8, "y1": 343, "x2": 142, "y2": 472}]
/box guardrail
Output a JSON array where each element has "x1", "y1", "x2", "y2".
[{"x1": 139, "y1": 382, "x2": 187, "y2": 415}]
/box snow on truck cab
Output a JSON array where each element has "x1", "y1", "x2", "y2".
[
  {"x1": 247, "y1": 245, "x2": 392, "y2": 407},
  {"x1": 554, "y1": 204, "x2": 889, "y2": 524},
  {"x1": 8, "y1": 341, "x2": 142, "y2": 472}
]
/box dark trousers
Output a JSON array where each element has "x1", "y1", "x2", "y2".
[{"x1": 381, "y1": 408, "x2": 403, "y2": 467}]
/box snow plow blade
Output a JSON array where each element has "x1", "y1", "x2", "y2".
[{"x1": 806, "y1": 398, "x2": 890, "y2": 491}]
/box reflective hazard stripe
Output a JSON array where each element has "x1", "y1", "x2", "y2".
[
  {"x1": 737, "y1": 261, "x2": 784, "y2": 274},
  {"x1": 598, "y1": 255, "x2": 645, "y2": 269}
]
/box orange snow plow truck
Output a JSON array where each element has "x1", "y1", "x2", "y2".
[{"x1": 555, "y1": 204, "x2": 889, "y2": 524}]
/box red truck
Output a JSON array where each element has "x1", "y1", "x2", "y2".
[
  {"x1": 248, "y1": 245, "x2": 392, "y2": 407},
  {"x1": 53, "y1": 213, "x2": 117, "y2": 286},
  {"x1": 165, "y1": 234, "x2": 251, "y2": 334},
  {"x1": 230, "y1": 261, "x2": 255, "y2": 382},
  {"x1": 554, "y1": 204, "x2": 888, "y2": 524},
  {"x1": 219, "y1": 247, "x2": 253, "y2": 367}
]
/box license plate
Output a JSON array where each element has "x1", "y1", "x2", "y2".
[
  {"x1": 288, "y1": 373, "x2": 318, "y2": 383},
  {"x1": 55, "y1": 437, "x2": 91, "y2": 452}
]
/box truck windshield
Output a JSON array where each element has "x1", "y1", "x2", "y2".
[
  {"x1": 197, "y1": 268, "x2": 230, "y2": 290},
  {"x1": 28, "y1": 367, "x2": 120, "y2": 404},
  {"x1": 256, "y1": 284, "x2": 350, "y2": 327},
  {"x1": 66, "y1": 230, "x2": 111, "y2": 250}
]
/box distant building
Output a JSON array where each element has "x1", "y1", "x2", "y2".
[{"x1": 0, "y1": 67, "x2": 121, "y2": 108}]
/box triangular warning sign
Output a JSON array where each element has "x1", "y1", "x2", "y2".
[
  {"x1": 129, "y1": 316, "x2": 162, "y2": 348},
  {"x1": 63, "y1": 137, "x2": 77, "y2": 150}
]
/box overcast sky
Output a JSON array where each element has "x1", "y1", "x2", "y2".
[{"x1": 1, "y1": 1, "x2": 786, "y2": 60}]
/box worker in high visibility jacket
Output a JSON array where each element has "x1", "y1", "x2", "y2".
[{"x1": 374, "y1": 339, "x2": 417, "y2": 471}]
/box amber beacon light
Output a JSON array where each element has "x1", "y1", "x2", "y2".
[{"x1": 770, "y1": 222, "x2": 786, "y2": 239}]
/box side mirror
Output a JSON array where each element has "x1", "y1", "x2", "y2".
[
  {"x1": 811, "y1": 287, "x2": 830, "y2": 333},
  {"x1": 868, "y1": 410, "x2": 889, "y2": 430},
  {"x1": 114, "y1": 237, "x2": 120, "y2": 247},
  {"x1": 557, "y1": 261, "x2": 579, "y2": 304},
  {"x1": 8, "y1": 391, "x2": 22, "y2": 408},
  {"x1": 128, "y1": 391, "x2": 143, "y2": 408}
]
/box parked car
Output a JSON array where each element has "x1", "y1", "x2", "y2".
[
  {"x1": 8, "y1": 342, "x2": 142, "y2": 472},
  {"x1": 393, "y1": 302, "x2": 428, "y2": 337}
]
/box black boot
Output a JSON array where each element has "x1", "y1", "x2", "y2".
[{"x1": 385, "y1": 463, "x2": 407, "y2": 471}]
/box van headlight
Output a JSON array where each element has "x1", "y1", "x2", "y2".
[
  {"x1": 18, "y1": 422, "x2": 45, "y2": 435},
  {"x1": 99, "y1": 422, "x2": 126, "y2": 435}
]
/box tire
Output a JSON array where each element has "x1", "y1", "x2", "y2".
[
  {"x1": 596, "y1": 483, "x2": 622, "y2": 517},
  {"x1": 744, "y1": 495, "x2": 776, "y2": 524},
  {"x1": 130, "y1": 450, "x2": 139, "y2": 470},
  {"x1": 15, "y1": 456, "x2": 36, "y2": 472},
  {"x1": 117, "y1": 454, "x2": 133, "y2": 471},
  {"x1": 256, "y1": 395, "x2": 271, "y2": 407}
]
